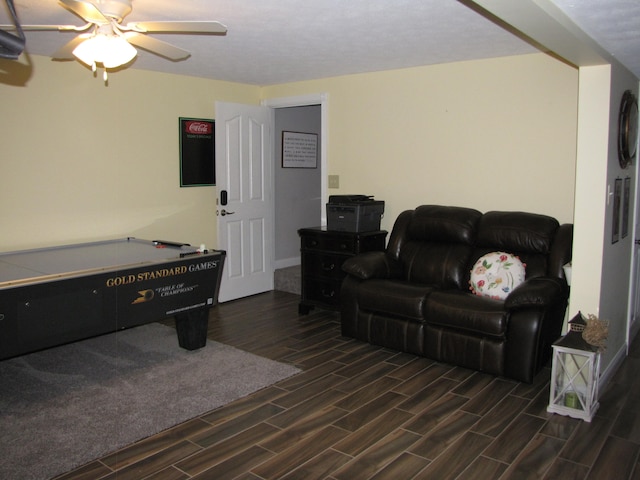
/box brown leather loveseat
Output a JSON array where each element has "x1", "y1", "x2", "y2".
[{"x1": 340, "y1": 205, "x2": 573, "y2": 383}]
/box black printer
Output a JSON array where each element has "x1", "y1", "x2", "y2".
[{"x1": 326, "y1": 195, "x2": 385, "y2": 232}]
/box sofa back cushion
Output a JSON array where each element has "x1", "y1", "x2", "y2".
[
  {"x1": 470, "y1": 211, "x2": 560, "y2": 281},
  {"x1": 398, "y1": 206, "x2": 482, "y2": 289}
]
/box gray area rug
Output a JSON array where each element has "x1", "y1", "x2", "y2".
[{"x1": 0, "y1": 323, "x2": 300, "y2": 480}]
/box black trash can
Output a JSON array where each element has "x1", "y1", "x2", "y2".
[{"x1": 174, "y1": 308, "x2": 209, "y2": 350}]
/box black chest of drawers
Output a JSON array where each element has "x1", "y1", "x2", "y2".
[{"x1": 297, "y1": 227, "x2": 387, "y2": 314}]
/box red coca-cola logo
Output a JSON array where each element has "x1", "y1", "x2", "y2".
[{"x1": 185, "y1": 121, "x2": 212, "y2": 134}]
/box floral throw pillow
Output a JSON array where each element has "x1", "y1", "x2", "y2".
[{"x1": 469, "y1": 252, "x2": 526, "y2": 300}]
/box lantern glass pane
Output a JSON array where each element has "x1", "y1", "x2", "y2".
[{"x1": 558, "y1": 352, "x2": 590, "y2": 388}]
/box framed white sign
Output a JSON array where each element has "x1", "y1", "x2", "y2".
[{"x1": 282, "y1": 131, "x2": 318, "y2": 168}]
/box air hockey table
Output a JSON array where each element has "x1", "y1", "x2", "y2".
[{"x1": 0, "y1": 237, "x2": 226, "y2": 360}]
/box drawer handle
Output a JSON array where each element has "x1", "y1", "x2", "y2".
[
  {"x1": 321, "y1": 289, "x2": 336, "y2": 298},
  {"x1": 339, "y1": 243, "x2": 348, "y2": 250},
  {"x1": 309, "y1": 240, "x2": 318, "y2": 247},
  {"x1": 322, "y1": 263, "x2": 335, "y2": 271}
]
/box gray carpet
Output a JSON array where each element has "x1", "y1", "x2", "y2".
[
  {"x1": 274, "y1": 265, "x2": 301, "y2": 295},
  {"x1": 0, "y1": 323, "x2": 300, "y2": 480}
]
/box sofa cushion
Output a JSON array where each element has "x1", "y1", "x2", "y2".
[
  {"x1": 425, "y1": 290, "x2": 508, "y2": 338},
  {"x1": 407, "y1": 205, "x2": 482, "y2": 244},
  {"x1": 390, "y1": 206, "x2": 482, "y2": 290},
  {"x1": 400, "y1": 242, "x2": 474, "y2": 290},
  {"x1": 357, "y1": 279, "x2": 433, "y2": 321},
  {"x1": 469, "y1": 251, "x2": 526, "y2": 300},
  {"x1": 476, "y1": 211, "x2": 559, "y2": 255},
  {"x1": 471, "y1": 211, "x2": 560, "y2": 280}
]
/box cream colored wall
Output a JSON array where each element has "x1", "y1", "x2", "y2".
[
  {"x1": 0, "y1": 55, "x2": 260, "y2": 251},
  {"x1": 263, "y1": 53, "x2": 578, "y2": 232},
  {"x1": 1, "y1": 53, "x2": 577, "y2": 255}
]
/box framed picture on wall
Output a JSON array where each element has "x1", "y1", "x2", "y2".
[
  {"x1": 612, "y1": 177, "x2": 622, "y2": 244},
  {"x1": 622, "y1": 176, "x2": 631, "y2": 238},
  {"x1": 282, "y1": 131, "x2": 318, "y2": 168},
  {"x1": 179, "y1": 118, "x2": 215, "y2": 186}
]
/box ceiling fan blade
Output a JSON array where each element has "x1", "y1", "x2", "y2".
[
  {"x1": 60, "y1": 0, "x2": 110, "y2": 25},
  {"x1": 124, "y1": 32, "x2": 190, "y2": 61},
  {"x1": 51, "y1": 35, "x2": 88, "y2": 59},
  {"x1": 127, "y1": 21, "x2": 227, "y2": 34},
  {"x1": 0, "y1": 23, "x2": 91, "y2": 32}
]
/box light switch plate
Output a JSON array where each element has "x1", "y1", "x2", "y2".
[{"x1": 328, "y1": 175, "x2": 339, "y2": 189}]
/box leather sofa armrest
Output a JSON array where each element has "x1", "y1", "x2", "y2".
[
  {"x1": 504, "y1": 277, "x2": 567, "y2": 309},
  {"x1": 548, "y1": 223, "x2": 573, "y2": 280},
  {"x1": 342, "y1": 251, "x2": 403, "y2": 280}
]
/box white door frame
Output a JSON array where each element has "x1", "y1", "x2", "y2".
[{"x1": 262, "y1": 93, "x2": 329, "y2": 225}]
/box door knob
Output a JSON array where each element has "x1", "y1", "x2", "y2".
[{"x1": 220, "y1": 209, "x2": 235, "y2": 216}]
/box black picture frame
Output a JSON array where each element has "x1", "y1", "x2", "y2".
[
  {"x1": 179, "y1": 118, "x2": 215, "y2": 187},
  {"x1": 622, "y1": 177, "x2": 631, "y2": 238},
  {"x1": 612, "y1": 178, "x2": 622, "y2": 244}
]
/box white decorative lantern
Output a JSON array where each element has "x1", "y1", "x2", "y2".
[{"x1": 547, "y1": 313, "x2": 600, "y2": 422}]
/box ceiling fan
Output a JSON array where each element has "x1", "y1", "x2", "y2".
[{"x1": 2, "y1": 0, "x2": 227, "y2": 79}]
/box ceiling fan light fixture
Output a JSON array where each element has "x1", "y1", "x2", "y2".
[
  {"x1": 72, "y1": 32, "x2": 137, "y2": 69},
  {"x1": 103, "y1": 35, "x2": 136, "y2": 68}
]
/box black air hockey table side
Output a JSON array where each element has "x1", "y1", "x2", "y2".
[{"x1": 0, "y1": 238, "x2": 226, "y2": 360}]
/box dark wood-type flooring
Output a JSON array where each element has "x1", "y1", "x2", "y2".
[{"x1": 56, "y1": 290, "x2": 640, "y2": 480}]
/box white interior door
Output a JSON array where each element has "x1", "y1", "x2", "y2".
[{"x1": 215, "y1": 102, "x2": 273, "y2": 302}]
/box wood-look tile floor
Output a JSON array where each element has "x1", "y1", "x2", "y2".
[{"x1": 55, "y1": 291, "x2": 640, "y2": 480}]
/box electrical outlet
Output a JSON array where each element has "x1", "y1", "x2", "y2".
[{"x1": 328, "y1": 175, "x2": 340, "y2": 189}]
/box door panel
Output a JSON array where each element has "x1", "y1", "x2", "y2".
[
  {"x1": 225, "y1": 219, "x2": 243, "y2": 278},
  {"x1": 250, "y1": 117, "x2": 265, "y2": 201},
  {"x1": 250, "y1": 218, "x2": 265, "y2": 273},
  {"x1": 215, "y1": 102, "x2": 273, "y2": 302}
]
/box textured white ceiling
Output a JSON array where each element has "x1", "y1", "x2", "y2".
[
  {"x1": 552, "y1": 0, "x2": 640, "y2": 77},
  {"x1": 1, "y1": 0, "x2": 638, "y2": 85}
]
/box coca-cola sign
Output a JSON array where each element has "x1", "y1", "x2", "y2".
[
  {"x1": 185, "y1": 121, "x2": 212, "y2": 135},
  {"x1": 180, "y1": 117, "x2": 215, "y2": 186}
]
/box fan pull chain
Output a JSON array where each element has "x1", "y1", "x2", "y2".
[{"x1": 87, "y1": 61, "x2": 108, "y2": 85}]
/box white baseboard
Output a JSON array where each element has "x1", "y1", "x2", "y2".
[
  {"x1": 598, "y1": 342, "x2": 627, "y2": 394},
  {"x1": 631, "y1": 318, "x2": 640, "y2": 344}
]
